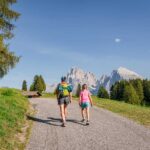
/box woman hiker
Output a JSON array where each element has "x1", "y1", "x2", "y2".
[{"x1": 56, "y1": 76, "x2": 72, "y2": 127}]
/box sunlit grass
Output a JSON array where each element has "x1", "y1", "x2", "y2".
[
  {"x1": 92, "y1": 96, "x2": 150, "y2": 127},
  {"x1": 0, "y1": 88, "x2": 31, "y2": 150}
]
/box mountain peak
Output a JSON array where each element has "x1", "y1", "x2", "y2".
[{"x1": 117, "y1": 67, "x2": 141, "y2": 78}]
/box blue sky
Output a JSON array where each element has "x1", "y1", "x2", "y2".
[{"x1": 1, "y1": 0, "x2": 150, "y2": 88}]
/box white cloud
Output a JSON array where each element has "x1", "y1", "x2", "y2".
[{"x1": 115, "y1": 38, "x2": 121, "y2": 43}]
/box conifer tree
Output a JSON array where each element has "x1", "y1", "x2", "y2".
[
  {"x1": 123, "y1": 83, "x2": 140, "y2": 104},
  {"x1": 131, "y1": 79, "x2": 144, "y2": 102},
  {"x1": 143, "y1": 79, "x2": 150, "y2": 103},
  {"x1": 30, "y1": 75, "x2": 45, "y2": 94},
  {"x1": 22, "y1": 80, "x2": 27, "y2": 91},
  {"x1": 97, "y1": 86, "x2": 109, "y2": 99},
  {"x1": 35, "y1": 77, "x2": 43, "y2": 94},
  {"x1": 0, "y1": 0, "x2": 20, "y2": 78},
  {"x1": 39, "y1": 75, "x2": 46, "y2": 91},
  {"x1": 110, "y1": 82, "x2": 119, "y2": 100},
  {"x1": 30, "y1": 84, "x2": 34, "y2": 91}
]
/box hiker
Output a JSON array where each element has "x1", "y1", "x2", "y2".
[
  {"x1": 56, "y1": 76, "x2": 72, "y2": 127},
  {"x1": 79, "y1": 84, "x2": 93, "y2": 125}
]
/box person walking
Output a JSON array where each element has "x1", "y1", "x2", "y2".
[
  {"x1": 79, "y1": 84, "x2": 93, "y2": 125},
  {"x1": 56, "y1": 76, "x2": 72, "y2": 127}
]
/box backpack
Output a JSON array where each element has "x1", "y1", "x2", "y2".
[{"x1": 57, "y1": 83, "x2": 70, "y2": 98}]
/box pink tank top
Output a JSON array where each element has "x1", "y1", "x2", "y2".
[{"x1": 80, "y1": 89, "x2": 90, "y2": 103}]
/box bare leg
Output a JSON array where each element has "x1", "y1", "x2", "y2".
[
  {"x1": 81, "y1": 108, "x2": 85, "y2": 120},
  {"x1": 86, "y1": 107, "x2": 90, "y2": 121},
  {"x1": 59, "y1": 104, "x2": 66, "y2": 123},
  {"x1": 64, "y1": 104, "x2": 68, "y2": 120}
]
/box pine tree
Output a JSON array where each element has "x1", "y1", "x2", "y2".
[
  {"x1": 32, "y1": 75, "x2": 38, "y2": 91},
  {"x1": 110, "y1": 82, "x2": 119, "y2": 100},
  {"x1": 131, "y1": 79, "x2": 144, "y2": 102},
  {"x1": 123, "y1": 83, "x2": 140, "y2": 105},
  {"x1": 111, "y1": 81, "x2": 128, "y2": 101},
  {"x1": 143, "y1": 79, "x2": 150, "y2": 103},
  {"x1": 0, "y1": 0, "x2": 20, "y2": 39},
  {"x1": 0, "y1": 37, "x2": 20, "y2": 77},
  {"x1": 97, "y1": 86, "x2": 109, "y2": 99},
  {"x1": 0, "y1": 0, "x2": 20, "y2": 78},
  {"x1": 30, "y1": 75, "x2": 45, "y2": 94},
  {"x1": 22, "y1": 80, "x2": 27, "y2": 91},
  {"x1": 35, "y1": 77, "x2": 43, "y2": 94},
  {"x1": 76, "y1": 83, "x2": 81, "y2": 97},
  {"x1": 117, "y1": 80, "x2": 128, "y2": 100},
  {"x1": 39, "y1": 75, "x2": 46, "y2": 91},
  {"x1": 30, "y1": 84, "x2": 34, "y2": 91}
]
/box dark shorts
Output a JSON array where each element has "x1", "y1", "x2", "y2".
[{"x1": 58, "y1": 97, "x2": 70, "y2": 105}]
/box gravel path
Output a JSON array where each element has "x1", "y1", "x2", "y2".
[{"x1": 26, "y1": 98, "x2": 150, "y2": 150}]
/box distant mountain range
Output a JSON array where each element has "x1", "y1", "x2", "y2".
[
  {"x1": 94, "y1": 67, "x2": 142, "y2": 94},
  {"x1": 46, "y1": 67, "x2": 142, "y2": 94}
]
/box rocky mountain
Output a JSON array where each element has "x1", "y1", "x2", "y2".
[
  {"x1": 45, "y1": 83, "x2": 57, "y2": 93},
  {"x1": 66, "y1": 67, "x2": 97, "y2": 94},
  {"x1": 66, "y1": 67, "x2": 142, "y2": 94},
  {"x1": 46, "y1": 67, "x2": 142, "y2": 94},
  {"x1": 96, "y1": 67, "x2": 142, "y2": 93}
]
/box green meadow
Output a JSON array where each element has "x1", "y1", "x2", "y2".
[
  {"x1": 92, "y1": 96, "x2": 150, "y2": 127},
  {"x1": 0, "y1": 88, "x2": 32, "y2": 150}
]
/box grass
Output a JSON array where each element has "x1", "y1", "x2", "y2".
[
  {"x1": 92, "y1": 96, "x2": 150, "y2": 127},
  {"x1": 0, "y1": 88, "x2": 32, "y2": 150},
  {"x1": 41, "y1": 92, "x2": 56, "y2": 98}
]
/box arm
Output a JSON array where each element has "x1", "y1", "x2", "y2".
[
  {"x1": 68, "y1": 85, "x2": 73, "y2": 103},
  {"x1": 79, "y1": 93, "x2": 82, "y2": 105},
  {"x1": 69, "y1": 92, "x2": 72, "y2": 103},
  {"x1": 55, "y1": 84, "x2": 59, "y2": 100}
]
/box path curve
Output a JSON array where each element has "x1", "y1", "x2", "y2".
[{"x1": 26, "y1": 98, "x2": 150, "y2": 150}]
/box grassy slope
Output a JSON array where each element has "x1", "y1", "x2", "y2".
[
  {"x1": 0, "y1": 88, "x2": 31, "y2": 150},
  {"x1": 92, "y1": 96, "x2": 150, "y2": 127}
]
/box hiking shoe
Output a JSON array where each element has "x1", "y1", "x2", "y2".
[
  {"x1": 62, "y1": 122, "x2": 66, "y2": 127},
  {"x1": 81, "y1": 119, "x2": 85, "y2": 122},
  {"x1": 86, "y1": 121, "x2": 90, "y2": 125}
]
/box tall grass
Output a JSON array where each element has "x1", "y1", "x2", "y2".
[{"x1": 0, "y1": 88, "x2": 30, "y2": 150}]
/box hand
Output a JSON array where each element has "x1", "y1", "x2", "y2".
[
  {"x1": 79, "y1": 102, "x2": 81, "y2": 106},
  {"x1": 70, "y1": 98, "x2": 72, "y2": 103}
]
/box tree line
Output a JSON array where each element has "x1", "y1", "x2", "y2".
[
  {"x1": 97, "y1": 79, "x2": 150, "y2": 105},
  {"x1": 22, "y1": 75, "x2": 46, "y2": 94}
]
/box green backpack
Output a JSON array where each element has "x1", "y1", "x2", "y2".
[{"x1": 58, "y1": 83, "x2": 70, "y2": 98}]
